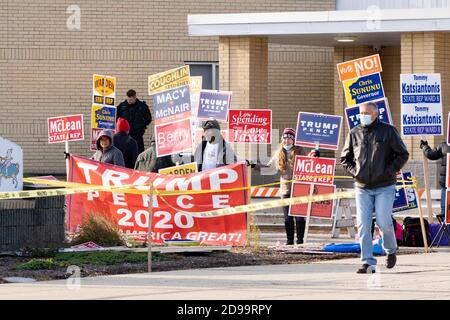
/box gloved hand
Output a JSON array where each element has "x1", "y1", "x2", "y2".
[
  {"x1": 64, "y1": 151, "x2": 70, "y2": 159},
  {"x1": 307, "y1": 149, "x2": 320, "y2": 158},
  {"x1": 420, "y1": 140, "x2": 428, "y2": 150},
  {"x1": 245, "y1": 160, "x2": 256, "y2": 168}
]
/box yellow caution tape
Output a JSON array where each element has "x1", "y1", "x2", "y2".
[
  {"x1": 154, "y1": 189, "x2": 357, "y2": 218},
  {"x1": 0, "y1": 171, "x2": 417, "y2": 201},
  {"x1": 18, "y1": 175, "x2": 416, "y2": 198}
]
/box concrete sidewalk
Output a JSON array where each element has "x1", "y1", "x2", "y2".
[{"x1": 1, "y1": 251, "x2": 450, "y2": 300}]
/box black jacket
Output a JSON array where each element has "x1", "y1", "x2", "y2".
[
  {"x1": 423, "y1": 142, "x2": 450, "y2": 188},
  {"x1": 340, "y1": 118, "x2": 409, "y2": 189},
  {"x1": 117, "y1": 99, "x2": 152, "y2": 137},
  {"x1": 113, "y1": 132, "x2": 139, "y2": 169}
]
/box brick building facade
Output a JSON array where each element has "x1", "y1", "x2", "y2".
[{"x1": 0, "y1": 0, "x2": 335, "y2": 175}]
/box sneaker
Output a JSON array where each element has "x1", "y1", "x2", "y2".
[
  {"x1": 386, "y1": 253, "x2": 397, "y2": 269},
  {"x1": 296, "y1": 239, "x2": 303, "y2": 245},
  {"x1": 356, "y1": 264, "x2": 376, "y2": 274},
  {"x1": 286, "y1": 240, "x2": 294, "y2": 245}
]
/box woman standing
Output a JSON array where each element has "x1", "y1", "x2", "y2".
[{"x1": 255, "y1": 128, "x2": 319, "y2": 245}]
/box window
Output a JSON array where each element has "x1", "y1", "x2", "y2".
[{"x1": 185, "y1": 62, "x2": 219, "y2": 90}]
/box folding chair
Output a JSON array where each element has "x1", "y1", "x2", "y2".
[{"x1": 430, "y1": 213, "x2": 450, "y2": 248}]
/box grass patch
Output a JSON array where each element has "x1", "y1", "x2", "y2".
[
  {"x1": 14, "y1": 251, "x2": 169, "y2": 270},
  {"x1": 54, "y1": 250, "x2": 168, "y2": 266},
  {"x1": 15, "y1": 258, "x2": 57, "y2": 270}
]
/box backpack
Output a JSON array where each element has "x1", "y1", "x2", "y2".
[{"x1": 402, "y1": 217, "x2": 431, "y2": 247}]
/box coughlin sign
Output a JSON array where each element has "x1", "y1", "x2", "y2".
[
  {"x1": 148, "y1": 66, "x2": 190, "y2": 95},
  {"x1": 67, "y1": 156, "x2": 248, "y2": 246}
]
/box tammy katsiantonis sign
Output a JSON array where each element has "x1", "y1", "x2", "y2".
[
  {"x1": 400, "y1": 73, "x2": 443, "y2": 136},
  {"x1": 295, "y1": 112, "x2": 342, "y2": 150},
  {"x1": 228, "y1": 109, "x2": 272, "y2": 144}
]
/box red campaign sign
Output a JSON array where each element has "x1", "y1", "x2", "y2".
[
  {"x1": 289, "y1": 182, "x2": 335, "y2": 219},
  {"x1": 293, "y1": 156, "x2": 336, "y2": 185},
  {"x1": 154, "y1": 118, "x2": 192, "y2": 157},
  {"x1": 90, "y1": 128, "x2": 116, "y2": 151},
  {"x1": 447, "y1": 156, "x2": 450, "y2": 189},
  {"x1": 67, "y1": 156, "x2": 248, "y2": 246},
  {"x1": 228, "y1": 109, "x2": 272, "y2": 144},
  {"x1": 47, "y1": 114, "x2": 84, "y2": 144},
  {"x1": 448, "y1": 112, "x2": 450, "y2": 146}
]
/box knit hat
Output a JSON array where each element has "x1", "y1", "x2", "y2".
[
  {"x1": 202, "y1": 119, "x2": 221, "y2": 131},
  {"x1": 117, "y1": 117, "x2": 130, "y2": 133},
  {"x1": 282, "y1": 128, "x2": 296, "y2": 140}
]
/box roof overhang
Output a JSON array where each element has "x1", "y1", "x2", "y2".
[{"x1": 188, "y1": 8, "x2": 450, "y2": 46}]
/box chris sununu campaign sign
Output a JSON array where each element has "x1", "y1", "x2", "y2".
[
  {"x1": 342, "y1": 73, "x2": 385, "y2": 107},
  {"x1": 400, "y1": 73, "x2": 443, "y2": 136},
  {"x1": 295, "y1": 112, "x2": 342, "y2": 150}
]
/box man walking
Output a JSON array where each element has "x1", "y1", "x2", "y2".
[
  {"x1": 117, "y1": 89, "x2": 152, "y2": 154},
  {"x1": 341, "y1": 102, "x2": 409, "y2": 274}
]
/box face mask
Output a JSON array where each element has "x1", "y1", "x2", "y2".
[
  {"x1": 360, "y1": 114, "x2": 374, "y2": 126},
  {"x1": 283, "y1": 145, "x2": 293, "y2": 151}
]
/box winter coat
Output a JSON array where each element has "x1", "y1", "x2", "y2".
[
  {"x1": 116, "y1": 99, "x2": 152, "y2": 137},
  {"x1": 134, "y1": 142, "x2": 176, "y2": 173},
  {"x1": 341, "y1": 118, "x2": 409, "y2": 189},
  {"x1": 113, "y1": 131, "x2": 139, "y2": 169},
  {"x1": 91, "y1": 129, "x2": 125, "y2": 167},
  {"x1": 192, "y1": 138, "x2": 237, "y2": 172},
  {"x1": 422, "y1": 142, "x2": 450, "y2": 188}
]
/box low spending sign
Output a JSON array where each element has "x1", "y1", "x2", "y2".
[{"x1": 228, "y1": 109, "x2": 271, "y2": 144}]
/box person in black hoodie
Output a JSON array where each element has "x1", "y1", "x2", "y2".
[
  {"x1": 117, "y1": 89, "x2": 152, "y2": 153},
  {"x1": 113, "y1": 118, "x2": 139, "y2": 169},
  {"x1": 420, "y1": 140, "x2": 450, "y2": 216}
]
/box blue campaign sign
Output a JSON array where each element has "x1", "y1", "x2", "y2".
[
  {"x1": 393, "y1": 172, "x2": 408, "y2": 210},
  {"x1": 197, "y1": 90, "x2": 232, "y2": 122},
  {"x1": 342, "y1": 73, "x2": 385, "y2": 107},
  {"x1": 295, "y1": 112, "x2": 342, "y2": 150},
  {"x1": 152, "y1": 85, "x2": 191, "y2": 124},
  {"x1": 400, "y1": 73, "x2": 443, "y2": 136},
  {"x1": 393, "y1": 172, "x2": 418, "y2": 213},
  {"x1": 344, "y1": 99, "x2": 392, "y2": 130},
  {"x1": 91, "y1": 105, "x2": 116, "y2": 130}
]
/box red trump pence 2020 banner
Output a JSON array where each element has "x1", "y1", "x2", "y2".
[
  {"x1": 66, "y1": 156, "x2": 248, "y2": 246},
  {"x1": 228, "y1": 109, "x2": 272, "y2": 144}
]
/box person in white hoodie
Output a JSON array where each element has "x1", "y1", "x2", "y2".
[{"x1": 192, "y1": 119, "x2": 237, "y2": 172}]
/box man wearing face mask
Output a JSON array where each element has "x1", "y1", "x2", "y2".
[
  {"x1": 341, "y1": 102, "x2": 409, "y2": 274},
  {"x1": 193, "y1": 119, "x2": 237, "y2": 172}
]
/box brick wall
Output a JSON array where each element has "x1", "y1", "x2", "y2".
[{"x1": 1, "y1": 0, "x2": 335, "y2": 174}]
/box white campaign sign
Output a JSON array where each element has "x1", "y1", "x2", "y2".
[
  {"x1": 0, "y1": 137, "x2": 23, "y2": 191},
  {"x1": 400, "y1": 73, "x2": 443, "y2": 136}
]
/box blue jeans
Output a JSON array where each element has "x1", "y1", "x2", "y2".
[{"x1": 355, "y1": 184, "x2": 397, "y2": 266}]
